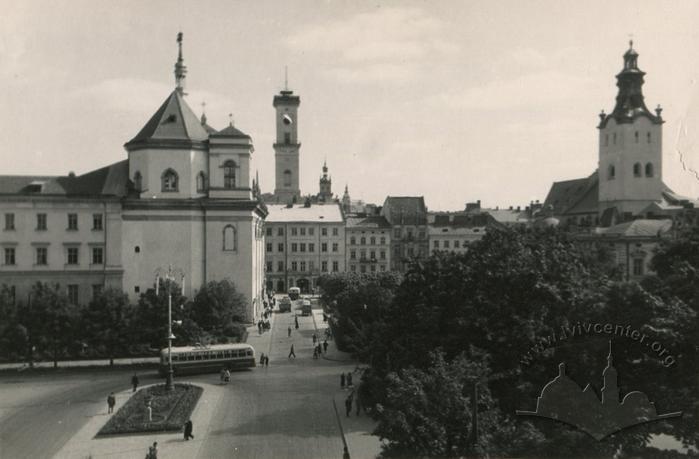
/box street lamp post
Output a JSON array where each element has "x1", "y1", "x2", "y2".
[{"x1": 155, "y1": 265, "x2": 185, "y2": 391}]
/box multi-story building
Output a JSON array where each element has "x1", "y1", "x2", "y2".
[
  {"x1": 345, "y1": 216, "x2": 391, "y2": 273},
  {"x1": 428, "y1": 212, "x2": 495, "y2": 254},
  {"x1": 264, "y1": 203, "x2": 345, "y2": 294},
  {"x1": 381, "y1": 196, "x2": 429, "y2": 272},
  {"x1": 0, "y1": 33, "x2": 267, "y2": 321}
]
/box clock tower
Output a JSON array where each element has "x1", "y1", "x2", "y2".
[{"x1": 273, "y1": 81, "x2": 301, "y2": 203}]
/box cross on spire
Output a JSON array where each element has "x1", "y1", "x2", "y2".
[
  {"x1": 174, "y1": 32, "x2": 188, "y2": 94},
  {"x1": 229, "y1": 113, "x2": 234, "y2": 126}
]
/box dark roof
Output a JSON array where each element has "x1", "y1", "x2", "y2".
[
  {"x1": 346, "y1": 215, "x2": 391, "y2": 229},
  {"x1": 596, "y1": 219, "x2": 672, "y2": 237},
  {"x1": 125, "y1": 90, "x2": 209, "y2": 150},
  {"x1": 543, "y1": 172, "x2": 598, "y2": 216},
  {"x1": 210, "y1": 123, "x2": 251, "y2": 139},
  {"x1": 0, "y1": 160, "x2": 128, "y2": 197},
  {"x1": 381, "y1": 196, "x2": 427, "y2": 225}
]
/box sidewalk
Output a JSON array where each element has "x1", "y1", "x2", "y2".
[
  {"x1": 0, "y1": 356, "x2": 158, "y2": 371},
  {"x1": 311, "y1": 308, "x2": 354, "y2": 363},
  {"x1": 56, "y1": 382, "x2": 225, "y2": 459}
]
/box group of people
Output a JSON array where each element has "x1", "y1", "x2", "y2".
[
  {"x1": 344, "y1": 389, "x2": 363, "y2": 417},
  {"x1": 340, "y1": 371, "x2": 354, "y2": 390},
  {"x1": 312, "y1": 333, "x2": 329, "y2": 359},
  {"x1": 219, "y1": 368, "x2": 231, "y2": 384},
  {"x1": 106, "y1": 374, "x2": 140, "y2": 414},
  {"x1": 257, "y1": 318, "x2": 271, "y2": 334}
]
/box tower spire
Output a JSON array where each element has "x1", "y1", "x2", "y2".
[{"x1": 174, "y1": 32, "x2": 188, "y2": 94}]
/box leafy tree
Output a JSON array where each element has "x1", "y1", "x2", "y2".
[
  {"x1": 84, "y1": 287, "x2": 133, "y2": 365},
  {"x1": 191, "y1": 279, "x2": 247, "y2": 334},
  {"x1": 0, "y1": 285, "x2": 24, "y2": 360},
  {"x1": 133, "y1": 279, "x2": 187, "y2": 351}
]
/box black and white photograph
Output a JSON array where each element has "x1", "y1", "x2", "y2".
[{"x1": 0, "y1": 1, "x2": 698, "y2": 458}]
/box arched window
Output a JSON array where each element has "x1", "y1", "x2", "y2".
[
  {"x1": 161, "y1": 169, "x2": 178, "y2": 192},
  {"x1": 223, "y1": 160, "x2": 236, "y2": 189},
  {"x1": 223, "y1": 225, "x2": 237, "y2": 251},
  {"x1": 608, "y1": 165, "x2": 615, "y2": 180},
  {"x1": 133, "y1": 171, "x2": 142, "y2": 192},
  {"x1": 645, "y1": 163, "x2": 654, "y2": 177},
  {"x1": 196, "y1": 171, "x2": 206, "y2": 192},
  {"x1": 633, "y1": 163, "x2": 642, "y2": 177},
  {"x1": 283, "y1": 170, "x2": 292, "y2": 187}
]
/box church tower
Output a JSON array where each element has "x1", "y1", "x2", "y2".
[
  {"x1": 273, "y1": 74, "x2": 301, "y2": 203},
  {"x1": 598, "y1": 41, "x2": 664, "y2": 220},
  {"x1": 318, "y1": 161, "x2": 332, "y2": 201},
  {"x1": 341, "y1": 184, "x2": 351, "y2": 213}
]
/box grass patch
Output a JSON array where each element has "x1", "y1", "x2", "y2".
[{"x1": 98, "y1": 383, "x2": 202, "y2": 436}]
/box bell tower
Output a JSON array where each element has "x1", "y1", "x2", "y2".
[
  {"x1": 273, "y1": 70, "x2": 301, "y2": 203},
  {"x1": 598, "y1": 41, "x2": 664, "y2": 221}
]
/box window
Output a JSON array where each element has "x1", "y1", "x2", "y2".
[
  {"x1": 434, "y1": 240, "x2": 439, "y2": 249},
  {"x1": 92, "y1": 247, "x2": 104, "y2": 264},
  {"x1": 309, "y1": 228, "x2": 314, "y2": 236},
  {"x1": 380, "y1": 237, "x2": 385, "y2": 245},
  {"x1": 266, "y1": 261, "x2": 273, "y2": 272},
  {"x1": 161, "y1": 169, "x2": 178, "y2": 191},
  {"x1": 300, "y1": 243, "x2": 306, "y2": 252},
  {"x1": 360, "y1": 237, "x2": 366, "y2": 245},
  {"x1": 370, "y1": 265, "x2": 376, "y2": 273},
  {"x1": 309, "y1": 261, "x2": 315, "y2": 271},
  {"x1": 37, "y1": 213, "x2": 47, "y2": 230},
  {"x1": 135, "y1": 246, "x2": 141, "y2": 253},
  {"x1": 223, "y1": 161, "x2": 236, "y2": 189},
  {"x1": 93, "y1": 214, "x2": 103, "y2": 230},
  {"x1": 350, "y1": 250, "x2": 356, "y2": 260},
  {"x1": 647, "y1": 132, "x2": 651, "y2": 143},
  {"x1": 92, "y1": 284, "x2": 103, "y2": 300},
  {"x1": 291, "y1": 227, "x2": 298, "y2": 236},
  {"x1": 350, "y1": 236, "x2": 356, "y2": 245},
  {"x1": 321, "y1": 242, "x2": 328, "y2": 252},
  {"x1": 4, "y1": 213, "x2": 15, "y2": 230},
  {"x1": 291, "y1": 261, "x2": 298, "y2": 271},
  {"x1": 266, "y1": 243, "x2": 273, "y2": 252},
  {"x1": 444, "y1": 240, "x2": 450, "y2": 249},
  {"x1": 632, "y1": 258, "x2": 644, "y2": 276},
  {"x1": 370, "y1": 236, "x2": 376, "y2": 245},
  {"x1": 633, "y1": 163, "x2": 642, "y2": 177},
  {"x1": 408, "y1": 247, "x2": 414, "y2": 257},
  {"x1": 380, "y1": 265, "x2": 386, "y2": 272},
  {"x1": 407, "y1": 230, "x2": 413, "y2": 239},
  {"x1": 196, "y1": 172, "x2": 207, "y2": 192},
  {"x1": 284, "y1": 170, "x2": 292, "y2": 187},
  {"x1": 360, "y1": 249, "x2": 366, "y2": 260},
  {"x1": 133, "y1": 171, "x2": 142, "y2": 192},
  {"x1": 67, "y1": 247, "x2": 79, "y2": 265},
  {"x1": 309, "y1": 243, "x2": 315, "y2": 252},
  {"x1": 278, "y1": 243, "x2": 284, "y2": 252},
  {"x1": 36, "y1": 247, "x2": 47, "y2": 265},
  {"x1": 134, "y1": 286, "x2": 141, "y2": 294},
  {"x1": 645, "y1": 163, "x2": 654, "y2": 177},
  {"x1": 332, "y1": 228, "x2": 339, "y2": 236},
  {"x1": 604, "y1": 134, "x2": 609, "y2": 146},
  {"x1": 67, "y1": 285, "x2": 79, "y2": 305},
  {"x1": 394, "y1": 247, "x2": 401, "y2": 257},
  {"x1": 332, "y1": 243, "x2": 338, "y2": 252},
  {"x1": 300, "y1": 227, "x2": 306, "y2": 236},
  {"x1": 454, "y1": 240, "x2": 460, "y2": 248},
  {"x1": 394, "y1": 228, "x2": 401, "y2": 238},
  {"x1": 4, "y1": 248, "x2": 15, "y2": 265},
  {"x1": 223, "y1": 225, "x2": 237, "y2": 251},
  {"x1": 613, "y1": 132, "x2": 617, "y2": 144},
  {"x1": 418, "y1": 231, "x2": 425, "y2": 240},
  {"x1": 278, "y1": 227, "x2": 284, "y2": 236},
  {"x1": 608, "y1": 165, "x2": 615, "y2": 180},
  {"x1": 300, "y1": 261, "x2": 306, "y2": 272},
  {"x1": 370, "y1": 250, "x2": 376, "y2": 260},
  {"x1": 284, "y1": 132, "x2": 291, "y2": 144},
  {"x1": 380, "y1": 250, "x2": 386, "y2": 260},
  {"x1": 360, "y1": 265, "x2": 367, "y2": 273},
  {"x1": 68, "y1": 213, "x2": 78, "y2": 230},
  {"x1": 322, "y1": 261, "x2": 328, "y2": 272},
  {"x1": 350, "y1": 264, "x2": 356, "y2": 272},
  {"x1": 291, "y1": 243, "x2": 298, "y2": 252},
  {"x1": 266, "y1": 227, "x2": 272, "y2": 236},
  {"x1": 321, "y1": 228, "x2": 327, "y2": 236},
  {"x1": 332, "y1": 261, "x2": 339, "y2": 272},
  {"x1": 277, "y1": 261, "x2": 284, "y2": 272}
]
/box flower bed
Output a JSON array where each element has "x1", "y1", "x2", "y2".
[{"x1": 98, "y1": 383, "x2": 202, "y2": 435}]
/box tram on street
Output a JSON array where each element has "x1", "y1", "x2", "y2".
[{"x1": 159, "y1": 343, "x2": 256, "y2": 375}]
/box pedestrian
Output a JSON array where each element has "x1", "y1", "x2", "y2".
[
  {"x1": 107, "y1": 392, "x2": 116, "y2": 414},
  {"x1": 131, "y1": 373, "x2": 139, "y2": 392},
  {"x1": 313, "y1": 348, "x2": 318, "y2": 359},
  {"x1": 323, "y1": 340, "x2": 328, "y2": 353},
  {"x1": 258, "y1": 320, "x2": 263, "y2": 335},
  {"x1": 147, "y1": 441, "x2": 158, "y2": 459},
  {"x1": 220, "y1": 368, "x2": 226, "y2": 384},
  {"x1": 224, "y1": 369, "x2": 231, "y2": 383},
  {"x1": 312, "y1": 333, "x2": 317, "y2": 345},
  {"x1": 294, "y1": 316, "x2": 299, "y2": 329},
  {"x1": 347, "y1": 372, "x2": 353, "y2": 388},
  {"x1": 317, "y1": 344, "x2": 323, "y2": 355},
  {"x1": 341, "y1": 372, "x2": 346, "y2": 389},
  {"x1": 288, "y1": 344, "x2": 296, "y2": 359},
  {"x1": 264, "y1": 355, "x2": 269, "y2": 367},
  {"x1": 287, "y1": 325, "x2": 292, "y2": 337},
  {"x1": 323, "y1": 312, "x2": 327, "y2": 322},
  {"x1": 183, "y1": 419, "x2": 194, "y2": 441},
  {"x1": 260, "y1": 353, "x2": 265, "y2": 365},
  {"x1": 345, "y1": 396, "x2": 352, "y2": 417}
]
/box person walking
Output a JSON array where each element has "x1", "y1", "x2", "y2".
[
  {"x1": 264, "y1": 355, "x2": 269, "y2": 367},
  {"x1": 345, "y1": 395, "x2": 352, "y2": 417},
  {"x1": 341, "y1": 372, "x2": 346, "y2": 389},
  {"x1": 287, "y1": 325, "x2": 292, "y2": 337},
  {"x1": 260, "y1": 353, "x2": 265, "y2": 366},
  {"x1": 183, "y1": 419, "x2": 194, "y2": 441},
  {"x1": 131, "y1": 374, "x2": 139, "y2": 392},
  {"x1": 294, "y1": 316, "x2": 299, "y2": 329},
  {"x1": 288, "y1": 344, "x2": 296, "y2": 359},
  {"x1": 107, "y1": 392, "x2": 116, "y2": 414},
  {"x1": 312, "y1": 333, "x2": 317, "y2": 345},
  {"x1": 224, "y1": 369, "x2": 231, "y2": 383},
  {"x1": 147, "y1": 441, "x2": 158, "y2": 459},
  {"x1": 323, "y1": 340, "x2": 328, "y2": 353}
]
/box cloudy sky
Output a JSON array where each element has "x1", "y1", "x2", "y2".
[{"x1": 2, "y1": 0, "x2": 699, "y2": 210}]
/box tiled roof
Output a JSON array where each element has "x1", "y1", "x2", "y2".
[
  {"x1": 381, "y1": 196, "x2": 427, "y2": 225},
  {"x1": 346, "y1": 216, "x2": 391, "y2": 229},
  {"x1": 543, "y1": 172, "x2": 598, "y2": 215},
  {"x1": 125, "y1": 90, "x2": 209, "y2": 149},
  {"x1": 266, "y1": 203, "x2": 344, "y2": 223},
  {"x1": 0, "y1": 160, "x2": 128, "y2": 197},
  {"x1": 596, "y1": 219, "x2": 672, "y2": 237},
  {"x1": 210, "y1": 123, "x2": 251, "y2": 139}
]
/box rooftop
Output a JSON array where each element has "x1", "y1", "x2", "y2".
[
  {"x1": 266, "y1": 203, "x2": 344, "y2": 223},
  {"x1": 346, "y1": 215, "x2": 391, "y2": 229}
]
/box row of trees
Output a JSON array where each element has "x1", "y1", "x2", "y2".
[
  {"x1": 0, "y1": 279, "x2": 249, "y2": 367},
  {"x1": 320, "y1": 227, "x2": 699, "y2": 458}
]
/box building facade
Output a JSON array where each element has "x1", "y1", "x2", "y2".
[
  {"x1": 0, "y1": 34, "x2": 267, "y2": 322},
  {"x1": 264, "y1": 203, "x2": 345, "y2": 294},
  {"x1": 428, "y1": 211, "x2": 494, "y2": 254},
  {"x1": 380, "y1": 196, "x2": 429, "y2": 272},
  {"x1": 345, "y1": 216, "x2": 391, "y2": 273}
]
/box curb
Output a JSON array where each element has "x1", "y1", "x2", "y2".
[{"x1": 311, "y1": 309, "x2": 355, "y2": 363}]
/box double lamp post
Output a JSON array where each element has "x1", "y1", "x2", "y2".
[{"x1": 155, "y1": 265, "x2": 185, "y2": 391}]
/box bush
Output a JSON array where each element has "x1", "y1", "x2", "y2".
[{"x1": 98, "y1": 383, "x2": 202, "y2": 435}]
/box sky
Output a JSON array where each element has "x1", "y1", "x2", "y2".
[{"x1": 2, "y1": 0, "x2": 699, "y2": 211}]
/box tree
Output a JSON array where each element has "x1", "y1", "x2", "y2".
[
  {"x1": 0, "y1": 285, "x2": 25, "y2": 361},
  {"x1": 191, "y1": 279, "x2": 247, "y2": 334},
  {"x1": 84, "y1": 287, "x2": 133, "y2": 365},
  {"x1": 132, "y1": 279, "x2": 186, "y2": 351}
]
